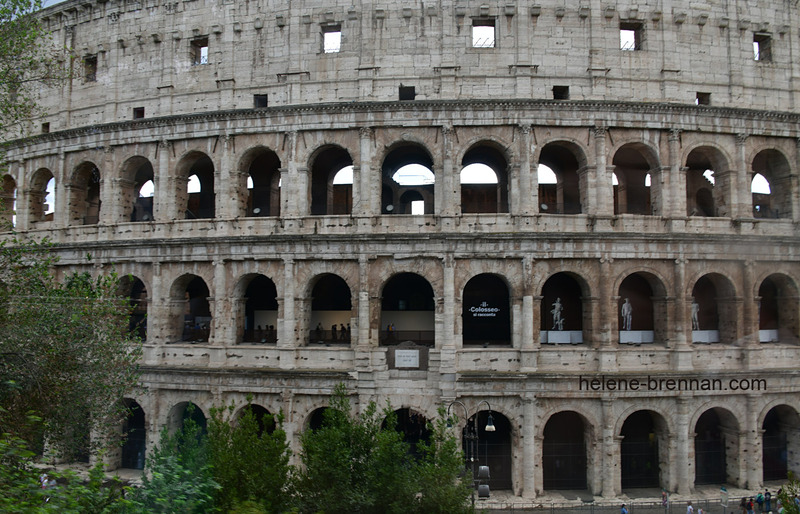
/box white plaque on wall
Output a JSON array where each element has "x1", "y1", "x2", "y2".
[{"x1": 395, "y1": 349, "x2": 420, "y2": 368}]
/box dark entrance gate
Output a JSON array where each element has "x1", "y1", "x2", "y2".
[
  {"x1": 621, "y1": 411, "x2": 661, "y2": 489},
  {"x1": 543, "y1": 411, "x2": 587, "y2": 490}
]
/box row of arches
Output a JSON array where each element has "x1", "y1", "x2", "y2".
[
  {"x1": 121, "y1": 269, "x2": 799, "y2": 346},
  {"x1": 118, "y1": 398, "x2": 800, "y2": 493},
  {"x1": 2, "y1": 139, "x2": 793, "y2": 228}
]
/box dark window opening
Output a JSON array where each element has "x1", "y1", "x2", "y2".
[
  {"x1": 754, "y1": 33, "x2": 772, "y2": 61},
  {"x1": 620, "y1": 21, "x2": 644, "y2": 51},
  {"x1": 553, "y1": 86, "x2": 570, "y2": 100},
  {"x1": 696, "y1": 92, "x2": 711, "y2": 105},
  {"x1": 133, "y1": 107, "x2": 145, "y2": 119},
  {"x1": 254, "y1": 94, "x2": 268, "y2": 108},
  {"x1": 191, "y1": 37, "x2": 209, "y2": 65},
  {"x1": 399, "y1": 85, "x2": 416, "y2": 101},
  {"x1": 41, "y1": 122, "x2": 50, "y2": 134},
  {"x1": 84, "y1": 55, "x2": 97, "y2": 82}
]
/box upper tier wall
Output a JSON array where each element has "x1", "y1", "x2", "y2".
[{"x1": 32, "y1": 0, "x2": 800, "y2": 132}]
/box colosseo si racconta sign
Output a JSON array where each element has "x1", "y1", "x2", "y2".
[{"x1": 469, "y1": 301, "x2": 501, "y2": 318}]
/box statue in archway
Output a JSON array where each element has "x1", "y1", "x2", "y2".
[
  {"x1": 551, "y1": 297, "x2": 564, "y2": 330},
  {"x1": 621, "y1": 298, "x2": 633, "y2": 331},
  {"x1": 691, "y1": 298, "x2": 700, "y2": 330}
]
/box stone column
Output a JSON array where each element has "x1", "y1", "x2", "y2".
[
  {"x1": 597, "y1": 257, "x2": 614, "y2": 348},
  {"x1": 667, "y1": 129, "x2": 686, "y2": 218},
  {"x1": 12, "y1": 160, "x2": 28, "y2": 230},
  {"x1": 55, "y1": 152, "x2": 69, "y2": 228},
  {"x1": 522, "y1": 396, "x2": 536, "y2": 497},
  {"x1": 744, "y1": 394, "x2": 762, "y2": 489},
  {"x1": 733, "y1": 133, "x2": 748, "y2": 219},
  {"x1": 742, "y1": 261, "x2": 759, "y2": 369},
  {"x1": 439, "y1": 126, "x2": 456, "y2": 216},
  {"x1": 601, "y1": 398, "x2": 618, "y2": 498},
  {"x1": 154, "y1": 140, "x2": 171, "y2": 221},
  {"x1": 99, "y1": 146, "x2": 115, "y2": 225},
  {"x1": 672, "y1": 257, "x2": 693, "y2": 369},
  {"x1": 793, "y1": 138, "x2": 800, "y2": 222},
  {"x1": 280, "y1": 258, "x2": 296, "y2": 350},
  {"x1": 593, "y1": 127, "x2": 613, "y2": 216},
  {"x1": 216, "y1": 134, "x2": 235, "y2": 219},
  {"x1": 516, "y1": 124, "x2": 534, "y2": 215},
  {"x1": 357, "y1": 127, "x2": 376, "y2": 216},
  {"x1": 149, "y1": 262, "x2": 165, "y2": 344},
  {"x1": 211, "y1": 260, "x2": 228, "y2": 346},
  {"x1": 674, "y1": 397, "x2": 691, "y2": 494}
]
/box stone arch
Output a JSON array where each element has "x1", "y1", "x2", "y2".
[
  {"x1": 542, "y1": 410, "x2": 594, "y2": 490},
  {"x1": 168, "y1": 274, "x2": 212, "y2": 343},
  {"x1": 235, "y1": 273, "x2": 278, "y2": 344},
  {"x1": 761, "y1": 404, "x2": 800, "y2": 481},
  {"x1": 459, "y1": 140, "x2": 510, "y2": 214},
  {"x1": 1, "y1": 174, "x2": 16, "y2": 229},
  {"x1": 540, "y1": 271, "x2": 589, "y2": 344},
  {"x1": 752, "y1": 149, "x2": 792, "y2": 219},
  {"x1": 380, "y1": 272, "x2": 435, "y2": 346},
  {"x1": 120, "y1": 156, "x2": 155, "y2": 222},
  {"x1": 685, "y1": 145, "x2": 731, "y2": 217},
  {"x1": 612, "y1": 142, "x2": 661, "y2": 215},
  {"x1": 461, "y1": 273, "x2": 511, "y2": 346},
  {"x1": 176, "y1": 151, "x2": 215, "y2": 219},
  {"x1": 306, "y1": 406, "x2": 331, "y2": 431},
  {"x1": 120, "y1": 398, "x2": 147, "y2": 470},
  {"x1": 234, "y1": 404, "x2": 277, "y2": 436},
  {"x1": 383, "y1": 407, "x2": 432, "y2": 457},
  {"x1": 619, "y1": 409, "x2": 670, "y2": 490},
  {"x1": 239, "y1": 146, "x2": 282, "y2": 217},
  {"x1": 380, "y1": 142, "x2": 435, "y2": 215},
  {"x1": 119, "y1": 274, "x2": 148, "y2": 341},
  {"x1": 617, "y1": 271, "x2": 668, "y2": 344},
  {"x1": 68, "y1": 161, "x2": 101, "y2": 225},
  {"x1": 537, "y1": 140, "x2": 588, "y2": 214},
  {"x1": 465, "y1": 409, "x2": 514, "y2": 491},
  {"x1": 309, "y1": 144, "x2": 353, "y2": 215},
  {"x1": 757, "y1": 273, "x2": 800, "y2": 344},
  {"x1": 693, "y1": 407, "x2": 740, "y2": 487},
  {"x1": 166, "y1": 401, "x2": 207, "y2": 435},
  {"x1": 690, "y1": 273, "x2": 738, "y2": 345},
  {"x1": 28, "y1": 167, "x2": 54, "y2": 224},
  {"x1": 308, "y1": 273, "x2": 353, "y2": 345}
]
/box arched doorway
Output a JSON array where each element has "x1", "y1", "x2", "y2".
[
  {"x1": 752, "y1": 150, "x2": 792, "y2": 219},
  {"x1": 466, "y1": 410, "x2": 512, "y2": 491},
  {"x1": 542, "y1": 411, "x2": 589, "y2": 490},
  {"x1": 1, "y1": 174, "x2": 16, "y2": 228},
  {"x1": 618, "y1": 273, "x2": 664, "y2": 344},
  {"x1": 242, "y1": 275, "x2": 278, "y2": 343},
  {"x1": 758, "y1": 274, "x2": 800, "y2": 344},
  {"x1": 620, "y1": 410, "x2": 667, "y2": 489},
  {"x1": 540, "y1": 272, "x2": 585, "y2": 344},
  {"x1": 694, "y1": 408, "x2": 739, "y2": 486},
  {"x1": 460, "y1": 143, "x2": 509, "y2": 213},
  {"x1": 168, "y1": 402, "x2": 207, "y2": 436},
  {"x1": 307, "y1": 407, "x2": 330, "y2": 431},
  {"x1": 120, "y1": 156, "x2": 155, "y2": 222},
  {"x1": 462, "y1": 274, "x2": 511, "y2": 346},
  {"x1": 69, "y1": 161, "x2": 101, "y2": 225},
  {"x1": 238, "y1": 404, "x2": 276, "y2": 436},
  {"x1": 538, "y1": 142, "x2": 583, "y2": 214},
  {"x1": 170, "y1": 275, "x2": 212, "y2": 343},
  {"x1": 385, "y1": 408, "x2": 431, "y2": 458},
  {"x1": 243, "y1": 148, "x2": 281, "y2": 217},
  {"x1": 121, "y1": 399, "x2": 146, "y2": 469},
  {"x1": 685, "y1": 147, "x2": 729, "y2": 217},
  {"x1": 29, "y1": 168, "x2": 55, "y2": 224},
  {"x1": 380, "y1": 273, "x2": 435, "y2": 346},
  {"x1": 310, "y1": 146, "x2": 353, "y2": 215},
  {"x1": 612, "y1": 144, "x2": 657, "y2": 215},
  {"x1": 178, "y1": 152, "x2": 215, "y2": 219},
  {"x1": 381, "y1": 144, "x2": 435, "y2": 215},
  {"x1": 310, "y1": 274, "x2": 352, "y2": 344},
  {"x1": 763, "y1": 405, "x2": 800, "y2": 481},
  {"x1": 120, "y1": 275, "x2": 148, "y2": 340}
]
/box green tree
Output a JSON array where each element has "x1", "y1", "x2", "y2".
[
  {"x1": 207, "y1": 402, "x2": 291, "y2": 513},
  {"x1": 125, "y1": 407, "x2": 219, "y2": 514},
  {"x1": 0, "y1": 237, "x2": 143, "y2": 459},
  {"x1": 0, "y1": 0, "x2": 65, "y2": 142},
  {"x1": 778, "y1": 471, "x2": 800, "y2": 514},
  {"x1": 293, "y1": 384, "x2": 472, "y2": 514}
]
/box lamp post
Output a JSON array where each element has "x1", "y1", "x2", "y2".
[{"x1": 447, "y1": 399, "x2": 496, "y2": 506}]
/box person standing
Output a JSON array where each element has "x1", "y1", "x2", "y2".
[
  {"x1": 621, "y1": 504, "x2": 628, "y2": 514},
  {"x1": 687, "y1": 501, "x2": 694, "y2": 514}
]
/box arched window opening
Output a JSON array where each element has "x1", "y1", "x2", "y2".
[
  {"x1": 380, "y1": 273, "x2": 434, "y2": 346},
  {"x1": 182, "y1": 154, "x2": 215, "y2": 219},
  {"x1": 120, "y1": 276, "x2": 148, "y2": 341},
  {"x1": 307, "y1": 407, "x2": 330, "y2": 431},
  {"x1": 465, "y1": 411, "x2": 512, "y2": 491},
  {"x1": 29, "y1": 170, "x2": 55, "y2": 224},
  {"x1": 543, "y1": 411, "x2": 590, "y2": 490},
  {"x1": 70, "y1": 162, "x2": 101, "y2": 225},
  {"x1": 122, "y1": 157, "x2": 154, "y2": 222},
  {"x1": 246, "y1": 149, "x2": 281, "y2": 217},
  {"x1": 310, "y1": 274, "x2": 352, "y2": 345},
  {"x1": 310, "y1": 146, "x2": 353, "y2": 215},
  {"x1": 238, "y1": 405, "x2": 276, "y2": 436},
  {"x1": 242, "y1": 275, "x2": 278, "y2": 344},
  {"x1": 382, "y1": 145, "x2": 435, "y2": 215},
  {"x1": 695, "y1": 408, "x2": 739, "y2": 486},
  {"x1": 752, "y1": 149, "x2": 792, "y2": 219},
  {"x1": 121, "y1": 399, "x2": 146, "y2": 470},
  {"x1": 685, "y1": 147, "x2": 727, "y2": 217},
  {"x1": 763, "y1": 406, "x2": 800, "y2": 481},
  {"x1": 540, "y1": 273, "x2": 584, "y2": 344},
  {"x1": 460, "y1": 145, "x2": 508, "y2": 214},
  {"x1": 612, "y1": 145, "x2": 655, "y2": 215},
  {"x1": 1, "y1": 175, "x2": 16, "y2": 229},
  {"x1": 538, "y1": 144, "x2": 583, "y2": 214},
  {"x1": 168, "y1": 402, "x2": 207, "y2": 436},
  {"x1": 691, "y1": 276, "x2": 719, "y2": 343},
  {"x1": 618, "y1": 274, "x2": 657, "y2": 344},
  {"x1": 462, "y1": 274, "x2": 511, "y2": 346},
  {"x1": 758, "y1": 274, "x2": 800, "y2": 344},
  {"x1": 178, "y1": 276, "x2": 211, "y2": 343},
  {"x1": 383, "y1": 408, "x2": 431, "y2": 458},
  {"x1": 620, "y1": 411, "x2": 668, "y2": 489}
]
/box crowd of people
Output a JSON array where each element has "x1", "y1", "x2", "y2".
[{"x1": 619, "y1": 488, "x2": 798, "y2": 514}]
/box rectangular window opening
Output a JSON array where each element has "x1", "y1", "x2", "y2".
[
  {"x1": 191, "y1": 37, "x2": 209, "y2": 65},
  {"x1": 323, "y1": 25, "x2": 342, "y2": 53},
  {"x1": 399, "y1": 85, "x2": 416, "y2": 101},
  {"x1": 84, "y1": 55, "x2": 97, "y2": 82},
  {"x1": 620, "y1": 22, "x2": 643, "y2": 51},
  {"x1": 695, "y1": 92, "x2": 711, "y2": 105},
  {"x1": 41, "y1": 122, "x2": 50, "y2": 134},
  {"x1": 553, "y1": 86, "x2": 570, "y2": 100},
  {"x1": 133, "y1": 107, "x2": 145, "y2": 119},
  {"x1": 254, "y1": 94, "x2": 268, "y2": 108},
  {"x1": 472, "y1": 19, "x2": 495, "y2": 48},
  {"x1": 754, "y1": 33, "x2": 772, "y2": 61}
]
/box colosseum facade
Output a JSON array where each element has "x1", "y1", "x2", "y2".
[{"x1": 2, "y1": 0, "x2": 800, "y2": 501}]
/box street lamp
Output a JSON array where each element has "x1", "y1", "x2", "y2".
[{"x1": 446, "y1": 400, "x2": 495, "y2": 505}]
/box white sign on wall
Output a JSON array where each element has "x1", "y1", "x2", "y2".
[
  {"x1": 469, "y1": 301, "x2": 500, "y2": 318},
  {"x1": 395, "y1": 349, "x2": 420, "y2": 368}
]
